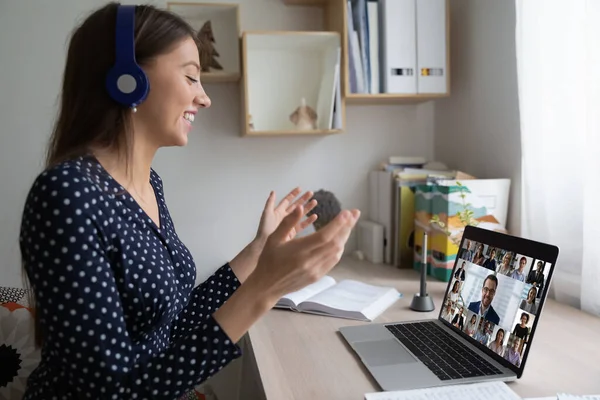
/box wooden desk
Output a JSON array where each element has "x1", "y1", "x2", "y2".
[{"x1": 245, "y1": 256, "x2": 600, "y2": 399}]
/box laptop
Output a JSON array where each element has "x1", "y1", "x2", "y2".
[{"x1": 339, "y1": 225, "x2": 559, "y2": 392}]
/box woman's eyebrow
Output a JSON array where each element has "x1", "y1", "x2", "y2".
[{"x1": 181, "y1": 61, "x2": 200, "y2": 71}]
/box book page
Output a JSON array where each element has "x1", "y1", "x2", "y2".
[
  {"x1": 276, "y1": 275, "x2": 337, "y2": 307},
  {"x1": 301, "y1": 279, "x2": 398, "y2": 314},
  {"x1": 364, "y1": 381, "x2": 521, "y2": 400}
]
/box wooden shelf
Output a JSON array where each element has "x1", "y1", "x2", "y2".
[
  {"x1": 283, "y1": 0, "x2": 451, "y2": 105},
  {"x1": 347, "y1": 93, "x2": 449, "y2": 105},
  {"x1": 240, "y1": 31, "x2": 344, "y2": 137},
  {"x1": 167, "y1": 2, "x2": 241, "y2": 80},
  {"x1": 242, "y1": 129, "x2": 343, "y2": 137},
  {"x1": 281, "y1": 0, "x2": 327, "y2": 5}
]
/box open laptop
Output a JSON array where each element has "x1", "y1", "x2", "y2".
[{"x1": 339, "y1": 225, "x2": 559, "y2": 392}]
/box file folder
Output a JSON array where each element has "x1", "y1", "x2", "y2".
[
  {"x1": 379, "y1": 0, "x2": 417, "y2": 94},
  {"x1": 416, "y1": 0, "x2": 448, "y2": 94}
]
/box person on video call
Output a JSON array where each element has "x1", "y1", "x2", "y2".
[
  {"x1": 474, "y1": 320, "x2": 492, "y2": 345},
  {"x1": 482, "y1": 248, "x2": 497, "y2": 271},
  {"x1": 510, "y1": 256, "x2": 527, "y2": 282},
  {"x1": 488, "y1": 328, "x2": 505, "y2": 356},
  {"x1": 497, "y1": 251, "x2": 513, "y2": 276},
  {"x1": 520, "y1": 286, "x2": 538, "y2": 314},
  {"x1": 504, "y1": 336, "x2": 522, "y2": 367},
  {"x1": 454, "y1": 261, "x2": 467, "y2": 282},
  {"x1": 451, "y1": 306, "x2": 465, "y2": 330},
  {"x1": 459, "y1": 240, "x2": 474, "y2": 262},
  {"x1": 468, "y1": 274, "x2": 500, "y2": 325},
  {"x1": 464, "y1": 314, "x2": 478, "y2": 337},
  {"x1": 472, "y1": 243, "x2": 486, "y2": 265},
  {"x1": 526, "y1": 260, "x2": 546, "y2": 299},
  {"x1": 449, "y1": 280, "x2": 461, "y2": 302},
  {"x1": 441, "y1": 300, "x2": 454, "y2": 321},
  {"x1": 513, "y1": 312, "x2": 530, "y2": 354}
]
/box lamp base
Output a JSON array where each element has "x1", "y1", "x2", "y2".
[{"x1": 410, "y1": 293, "x2": 435, "y2": 312}]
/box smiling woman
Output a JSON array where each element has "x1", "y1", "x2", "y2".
[{"x1": 19, "y1": 2, "x2": 360, "y2": 399}]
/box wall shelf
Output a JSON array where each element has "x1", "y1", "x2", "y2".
[
  {"x1": 167, "y1": 2, "x2": 241, "y2": 83},
  {"x1": 240, "y1": 31, "x2": 344, "y2": 137},
  {"x1": 281, "y1": 0, "x2": 450, "y2": 105}
]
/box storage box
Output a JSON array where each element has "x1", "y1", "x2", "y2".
[{"x1": 413, "y1": 179, "x2": 511, "y2": 281}]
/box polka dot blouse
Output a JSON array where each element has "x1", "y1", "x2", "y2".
[{"x1": 19, "y1": 156, "x2": 242, "y2": 399}]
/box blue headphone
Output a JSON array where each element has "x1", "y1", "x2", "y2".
[{"x1": 105, "y1": 5, "x2": 149, "y2": 109}]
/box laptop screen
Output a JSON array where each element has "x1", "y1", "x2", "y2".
[{"x1": 438, "y1": 230, "x2": 554, "y2": 373}]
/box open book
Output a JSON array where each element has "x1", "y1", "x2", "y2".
[{"x1": 275, "y1": 276, "x2": 400, "y2": 322}]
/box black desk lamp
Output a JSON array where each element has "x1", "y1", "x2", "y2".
[{"x1": 410, "y1": 231, "x2": 435, "y2": 312}]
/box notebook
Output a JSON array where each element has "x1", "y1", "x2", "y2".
[{"x1": 274, "y1": 275, "x2": 401, "y2": 322}]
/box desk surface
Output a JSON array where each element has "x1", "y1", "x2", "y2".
[{"x1": 247, "y1": 256, "x2": 600, "y2": 399}]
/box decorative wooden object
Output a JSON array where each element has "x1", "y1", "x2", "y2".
[{"x1": 167, "y1": 2, "x2": 241, "y2": 83}]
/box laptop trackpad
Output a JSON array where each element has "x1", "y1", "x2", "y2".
[{"x1": 354, "y1": 339, "x2": 418, "y2": 367}]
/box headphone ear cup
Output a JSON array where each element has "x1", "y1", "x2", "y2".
[
  {"x1": 105, "y1": 64, "x2": 149, "y2": 107},
  {"x1": 105, "y1": 5, "x2": 150, "y2": 108}
]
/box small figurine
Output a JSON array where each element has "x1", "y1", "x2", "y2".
[
  {"x1": 307, "y1": 189, "x2": 342, "y2": 231},
  {"x1": 197, "y1": 20, "x2": 223, "y2": 72},
  {"x1": 289, "y1": 97, "x2": 318, "y2": 130}
]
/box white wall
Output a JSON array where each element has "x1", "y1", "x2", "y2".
[
  {"x1": 434, "y1": 0, "x2": 522, "y2": 236},
  {"x1": 0, "y1": 0, "x2": 435, "y2": 287}
]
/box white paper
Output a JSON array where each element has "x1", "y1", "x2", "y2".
[
  {"x1": 279, "y1": 275, "x2": 336, "y2": 306},
  {"x1": 557, "y1": 395, "x2": 600, "y2": 400},
  {"x1": 364, "y1": 381, "x2": 521, "y2": 400},
  {"x1": 306, "y1": 279, "x2": 397, "y2": 313}
]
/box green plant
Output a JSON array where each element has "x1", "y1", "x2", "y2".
[{"x1": 430, "y1": 181, "x2": 479, "y2": 246}]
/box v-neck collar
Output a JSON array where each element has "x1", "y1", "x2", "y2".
[{"x1": 82, "y1": 155, "x2": 165, "y2": 236}]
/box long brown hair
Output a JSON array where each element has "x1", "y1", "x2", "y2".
[{"x1": 25, "y1": 2, "x2": 198, "y2": 347}]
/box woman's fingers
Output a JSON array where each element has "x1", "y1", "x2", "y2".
[
  {"x1": 303, "y1": 199, "x2": 317, "y2": 215},
  {"x1": 268, "y1": 205, "x2": 304, "y2": 244},
  {"x1": 298, "y1": 214, "x2": 318, "y2": 232},
  {"x1": 277, "y1": 187, "x2": 302, "y2": 213},
  {"x1": 300, "y1": 209, "x2": 360, "y2": 260},
  {"x1": 285, "y1": 190, "x2": 313, "y2": 214}
]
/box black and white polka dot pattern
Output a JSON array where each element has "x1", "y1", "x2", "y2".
[
  {"x1": 0, "y1": 287, "x2": 28, "y2": 305},
  {"x1": 19, "y1": 155, "x2": 242, "y2": 399}
]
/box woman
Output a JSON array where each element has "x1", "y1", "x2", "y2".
[
  {"x1": 441, "y1": 300, "x2": 454, "y2": 322},
  {"x1": 520, "y1": 286, "x2": 538, "y2": 314},
  {"x1": 482, "y1": 248, "x2": 497, "y2": 271},
  {"x1": 513, "y1": 313, "x2": 530, "y2": 353},
  {"x1": 449, "y1": 280, "x2": 461, "y2": 302},
  {"x1": 464, "y1": 314, "x2": 478, "y2": 337},
  {"x1": 497, "y1": 251, "x2": 513, "y2": 276},
  {"x1": 488, "y1": 329, "x2": 505, "y2": 356},
  {"x1": 19, "y1": 3, "x2": 360, "y2": 399},
  {"x1": 472, "y1": 243, "x2": 485, "y2": 265}
]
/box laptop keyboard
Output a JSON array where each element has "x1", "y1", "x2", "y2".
[{"x1": 385, "y1": 321, "x2": 503, "y2": 381}]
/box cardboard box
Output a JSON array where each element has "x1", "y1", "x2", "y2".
[{"x1": 413, "y1": 178, "x2": 511, "y2": 281}]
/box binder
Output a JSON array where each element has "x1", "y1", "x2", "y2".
[
  {"x1": 368, "y1": 170, "x2": 395, "y2": 264},
  {"x1": 379, "y1": 0, "x2": 417, "y2": 94},
  {"x1": 416, "y1": 0, "x2": 447, "y2": 94}
]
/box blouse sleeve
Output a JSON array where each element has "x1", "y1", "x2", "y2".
[
  {"x1": 170, "y1": 263, "x2": 241, "y2": 340},
  {"x1": 20, "y1": 172, "x2": 242, "y2": 399}
]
